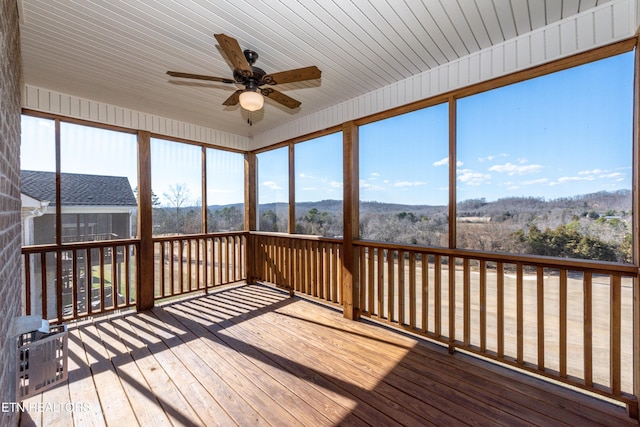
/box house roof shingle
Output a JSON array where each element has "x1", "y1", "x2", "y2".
[{"x1": 21, "y1": 170, "x2": 137, "y2": 206}]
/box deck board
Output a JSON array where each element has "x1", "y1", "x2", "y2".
[{"x1": 19, "y1": 283, "x2": 637, "y2": 427}]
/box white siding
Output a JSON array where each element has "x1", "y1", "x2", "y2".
[{"x1": 22, "y1": 85, "x2": 250, "y2": 151}]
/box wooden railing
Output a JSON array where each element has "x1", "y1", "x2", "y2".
[
  {"x1": 252, "y1": 232, "x2": 343, "y2": 305},
  {"x1": 22, "y1": 240, "x2": 139, "y2": 322},
  {"x1": 21, "y1": 230, "x2": 639, "y2": 412},
  {"x1": 153, "y1": 232, "x2": 247, "y2": 301},
  {"x1": 354, "y1": 240, "x2": 638, "y2": 409}
]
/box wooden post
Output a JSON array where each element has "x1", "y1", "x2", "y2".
[
  {"x1": 448, "y1": 97, "x2": 457, "y2": 250},
  {"x1": 201, "y1": 146, "x2": 207, "y2": 233},
  {"x1": 288, "y1": 144, "x2": 296, "y2": 235},
  {"x1": 631, "y1": 34, "x2": 640, "y2": 420},
  {"x1": 245, "y1": 152, "x2": 257, "y2": 285},
  {"x1": 137, "y1": 130, "x2": 154, "y2": 311},
  {"x1": 342, "y1": 121, "x2": 360, "y2": 320}
]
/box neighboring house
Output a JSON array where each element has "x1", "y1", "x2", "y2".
[
  {"x1": 21, "y1": 170, "x2": 137, "y2": 245},
  {"x1": 21, "y1": 170, "x2": 137, "y2": 315}
]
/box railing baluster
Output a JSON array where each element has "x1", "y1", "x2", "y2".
[
  {"x1": 559, "y1": 269, "x2": 567, "y2": 378},
  {"x1": 421, "y1": 253, "x2": 428, "y2": 334},
  {"x1": 332, "y1": 243, "x2": 338, "y2": 302},
  {"x1": 40, "y1": 252, "x2": 47, "y2": 319},
  {"x1": 72, "y1": 248, "x2": 78, "y2": 319},
  {"x1": 195, "y1": 239, "x2": 201, "y2": 289},
  {"x1": 434, "y1": 255, "x2": 441, "y2": 338},
  {"x1": 233, "y1": 236, "x2": 238, "y2": 282},
  {"x1": 480, "y1": 259, "x2": 486, "y2": 353},
  {"x1": 214, "y1": 237, "x2": 219, "y2": 287},
  {"x1": 611, "y1": 274, "x2": 622, "y2": 396},
  {"x1": 409, "y1": 252, "x2": 416, "y2": 330},
  {"x1": 218, "y1": 236, "x2": 224, "y2": 286},
  {"x1": 516, "y1": 263, "x2": 524, "y2": 365},
  {"x1": 367, "y1": 248, "x2": 374, "y2": 315},
  {"x1": 112, "y1": 245, "x2": 118, "y2": 309},
  {"x1": 24, "y1": 254, "x2": 32, "y2": 315},
  {"x1": 537, "y1": 266, "x2": 545, "y2": 371},
  {"x1": 497, "y1": 262, "x2": 504, "y2": 358},
  {"x1": 186, "y1": 239, "x2": 192, "y2": 291},
  {"x1": 125, "y1": 245, "x2": 131, "y2": 306},
  {"x1": 584, "y1": 271, "x2": 593, "y2": 387},
  {"x1": 85, "y1": 249, "x2": 92, "y2": 316},
  {"x1": 377, "y1": 248, "x2": 384, "y2": 319},
  {"x1": 225, "y1": 236, "x2": 230, "y2": 284},
  {"x1": 56, "y1": 249, "x2": 63, "y2": 322},
  {"x1": 387, "y1": 249, "x2": 395, "y2": 324},
  {"x1": 463, "y1": 258, "x2": 470, "y2": 346},
  {"x1": 312, "y1": 240, "x2": 318, "y2": 297},
  {"x1": 398, "y1": 250, "x2": 405, "y2": 326},
  {"x1": 99, "y1": 246, "x2": 105, "y2": 311},
  {"x1": 448, "y1": 255, "x2": 455, "y2": 344}
]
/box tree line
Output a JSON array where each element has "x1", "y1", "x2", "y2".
[{"x1": 148, "y1": 184, "x2": 632, "y2": 263}]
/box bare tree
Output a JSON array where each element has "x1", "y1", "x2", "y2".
[{"x1": 163, "y1": 183, "x2": 191, "y2": 234}]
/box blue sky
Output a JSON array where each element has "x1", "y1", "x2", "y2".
[
  {"x1": 455, "y1": 51, "x2": 633, "y2": 204},
  {"x1": 258, "y1": 52, "x2": 633, "y2": 206},
  {"x1": 22, "y1": 52, "x2": 633, "y2": 208}
]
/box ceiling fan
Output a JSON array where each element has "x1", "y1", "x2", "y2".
[{"x1": 167, "y1": 33, "x2": 321, "y2": 113}]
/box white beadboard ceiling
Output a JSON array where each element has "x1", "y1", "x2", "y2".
[{"x1": 19, "y1": 0, "x2": 619, "y2": 141}]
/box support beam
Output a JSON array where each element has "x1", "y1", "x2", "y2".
[
  {"x1": 342, "y1": 121, "x2": 360, "y2": 320},
  {"x1": 448, "y1": 97, "x2": 457, "y2": 250},
  {"x1": 245, "y1": 152, "x2": 257, "y2": 284},
  {"x1": 288, "y1": 144, "x2": 296, "y2": 234},
  {"x1": 137, "y1": 130, "x2": 154, "y2": 311},
  {"x1": 631, "y1": 35, "x2": 640, "y2": 420}
]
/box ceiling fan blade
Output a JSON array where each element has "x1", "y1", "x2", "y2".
[
  {"x1": 214, "y1": 33, "x2": 252, "y2": 77},
  {"x1": 223, "y1": 90, "x2": 242, "y2": 106},
  {"x1": 263, "y1": 66, "x2": 321, "y2": 85},
  {"x1": 167, "y1": 71, "x2": 235, "y2": 84},
  {"x1": 261, "y1": 88, "x2": 301, "y2": 109}
]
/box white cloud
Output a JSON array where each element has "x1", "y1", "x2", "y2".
[
  {"x1": 489, "y1": 162, "x2": 542, "y2": 175},
  {"x1": 370, "y1": 172, "x2": 380, "y2": 177},
  {"x1": 433, "y1": 157, "x2": 448, "y2": 167},
  {"x1": 599, "y1": 172, "x2": 624, "y2": 179},
  {"x1": 207, "y1": 188, "x2": 233, "y2": 193},
  {"x1": 578, "y1": 169, "x2": 604, "y2": 175},
  {"x1": 262, "y1": 181, "x2": 282, "y2": 190},
  {"x1": 478, "y1": 155, "x2": 495, "y2": 162},
  {"x1": 433, "y1": 157, "x2": 462, "y2": 167},
  {"x1": 330, "y1": 181, "x2": 343, "y2": 188},
  {"x1": 556, "y1": 175, "x2": 596, "y2": 183},
  {"x1": 299, "y1": 173, "x2": 314, "y2": 179},
  {"x1": 360, "y1": 180, "x2": 385, "y2": 191},
  {"x1": 478, "y1": 153, "x2": 508, "y2": 162},
  {"x1": 457, "y1": 169, "x2": 490, "y2": 186},
  {"x1": 393, "y1": 181, "x2": 426, "y2": 187}
]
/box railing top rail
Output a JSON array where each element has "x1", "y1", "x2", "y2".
[
  {"x1": 152, "y1": 231, "x2": 249, "y2": 242},
  {"x1": 22, "y1": 238, "x2": 141, "y2": 253},
  {"x1": 353, "y1": 239, "x2": 639, "y2": 275},
  {"x1": 251, "y1": 231, "x2": 343, "y2": 244}
]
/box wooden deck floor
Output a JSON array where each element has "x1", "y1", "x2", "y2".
[{"x1": 20, "y1": 283, "x2": 637, "y2": 426}]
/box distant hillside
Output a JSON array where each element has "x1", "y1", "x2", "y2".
[
  {"x1": 199, "y1": 190, "x2": 634, "y2": 261},
  {"x1": 205, "y1": 189, "x2": 632, "y2": 220}
]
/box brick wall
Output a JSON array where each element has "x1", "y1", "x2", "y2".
[{"x1": 0, "y1": 0, "x2": 22, "y2": 426}]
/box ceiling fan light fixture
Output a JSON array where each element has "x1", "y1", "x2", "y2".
[{"x1": 239, "y1": 90, "x2": 264, "y2": 111}]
